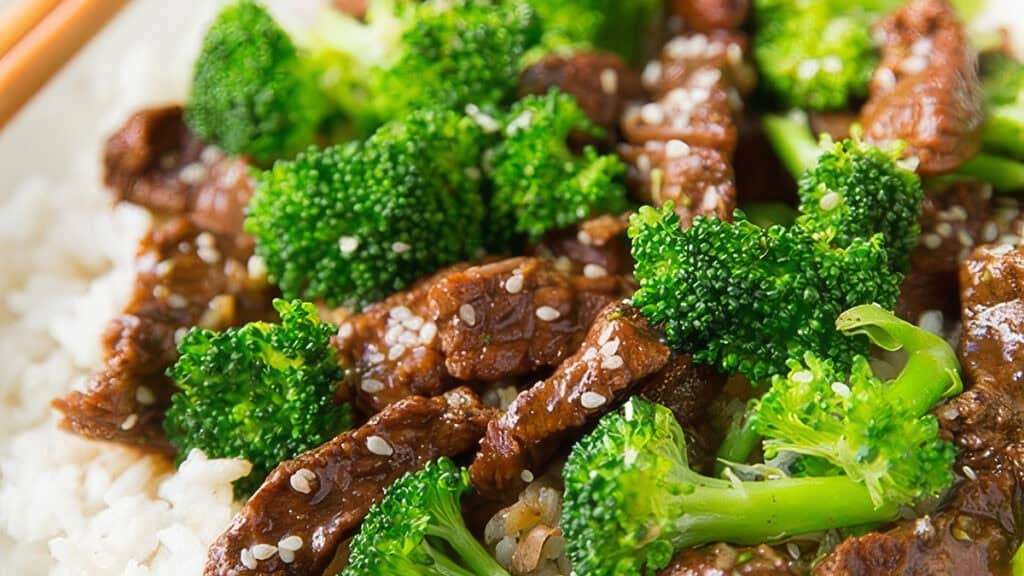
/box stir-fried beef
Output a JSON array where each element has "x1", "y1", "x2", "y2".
[
  {"x1": 54, "y1": 108, "x2": 273, "y2": 450},
  {"x1": 519, "y1": 52, "x2": 646, "y2": 142},
  {"x1": 816, "y1": 244, "x2": 1024, "y2": 575},
  {"x1": 660, "y1": 543, "x2": 797, "y2": 576},
  {"x1": 430, "y1": 257, "x2": 633, "y2": 383},
  {"x1": 667, "y1": 0, "x2": 750, "y2": 33},
  {"x1": 469, "y1": 302, "x2": 672, "y2": 499},
  {"x1": 809, "y1": 111, "x2": 856, "y2": 142},
  {"x1": 534, "y1": 214, "x2": 634, "y2": 277},
  {"x1": 332, "y1": 266, "x2": 469, "y2": 414},
  {"x1": 205, "y1": 388, "x2": 495, "y2": 576},
  {"x1": 860, "y1": 0, "x2": 984, "y2": 176}
]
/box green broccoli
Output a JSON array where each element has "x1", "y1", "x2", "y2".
[
  {"x1": 753, "y1": 0, "x2": 880, "y2": 110},
  {"x1": 981, "y1": 53, "x2": 1024, "y2": 160},
  {"x1": 751, "y1": 304, "x2": 961, "y2": 507},
  {"x1": 245, "y1": 108, "x2": 486, "y2": 308},
  {"x1": 629, "y1": 204, "x2": 901, "y2": 382},
  {"x1": 164, "y1": 299, "x2": 351, "y2": 496},
  {"x1": 562, "y1": 397, "x2": 903, "y2": 576},
  {"x1": 524, "y1": 0, "x2": 661, "y2": 64},
  {"x1": 489, "y1": 89, "x2": 629, "y2": 248},
  {"x1": 186, "y1": 0, "x2": 325, "y2": 164},
  {"x1": 343, "y1": 457, "x2": 509, "y2": 576},
  {"x1": 312, "y1": 0, "x2": 540, "y2": 128}
]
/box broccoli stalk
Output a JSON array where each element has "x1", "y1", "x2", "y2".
[
  {"x1": 246, "y1": 109, "x2": 487, "y2": 308},
  {"x1": 186, "y1": 0, "x2": 325, "y2": 163},
  {"x1": 760, "y1": 112, "x2": 824, "y2": 178},
  {"x1": 164, "y1": 299, "x2": 351, "y2": 496},
  {"x1": 344, "y1": 458, "x2": 509, "y2": 576},
  {"x1": 751, "y1": 304, "x2": 961, "y2": 507},
  {"x1": 981, "y1": 53, "x2": 1024, "y2": 161},
  {"x1": 489, "y1": 89, "x2": 630, "y2": 248},
  {"x1": 562, "y1": 397, "x2": 901, "y2": 576}
]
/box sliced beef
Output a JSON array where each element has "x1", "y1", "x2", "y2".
[
  {"x1": 534, "y1": 214, "x2": 634, "y2": 278},
  {"x1": 809, "y1": 111, "x2": 856, "y2": 142},
  {"x1": 205, "y1": 388, "x2": 495, "y2": 576},
  {"x1": 469, "y1": 302, "x2": 671, "y2": 499},
  {"x1": 816, "y1": 244, "x2": 1024, "y2": 575},
  {"x1": 660, "y1": 543, "x2": 797, "y2": 576},
  {"x1": 430, "y1": 257, "x2": 633, "y2": 383},
  {"x1": 103, "y1": 105, "x2": 252, "y2": 235},
  {"x1": 332, "y1": 265, "x2": 469, "y2": 414},
  {"x1": 519, "y1": 52, "x2": 646, "y2": 143},
  {"x1": 860, "y1": 0, "x2": 984, "y2": 176},
  {"x1": 667, "y1": 0, "x2": 750, "y2": 33}
]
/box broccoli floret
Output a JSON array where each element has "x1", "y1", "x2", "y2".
[
  {"x1": 524, "y1": 0, "x2": 661, "y2": 64},
  {"x1": 344, "y1": 457, "x2": 509, "y2": 576},
  {"x1": 245, "y1": 109, "x2": 486, "y2": 308},
  {"x1": 629, "y1": 204, "x2": 901, "y2": 382},
  {"x1": 753, "y1": 0, "x2": 879, "y2": 110},
  {"x1": 489, "y1": 89, "x2": 629, "y2": 248},
  {"x1": 751, "y1": 304, "x2": 961, "y2": 507},
  {"x1": 313, "y1": 0, "x2": 540, "y2": 127},
  {"x1": 562, "y1": 397, "x2": 903, "y2": 576},
  {"x1": 164, "y1": 299, "x2": 351, "y2": 496},
  {"x1": 186, "y1": 0, "x2": 325, "y2": 164},
  {"x1": 981, "y1": 53, "x2": 1024, "y2": 160}
]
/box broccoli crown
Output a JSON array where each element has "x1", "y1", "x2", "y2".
[
  {"x1": 164, "y1": 299, "x2": 351, "y2": 496},
  {"x1": 981, "y1": 53, "x2": 1024, "y2": 160},
  {"x1": 796, "y1": 137, "x2": 923, "y2": 273},
  {"x1": 629, "y1": 204, "x2": 900, "y2": 382},
  {"x1": 753, "y1": 0, "x2": 878, "y2": 110},
  {"x1": 186, "y1": 0, "x2": 324, "y2": 164},
  {"x1": 489, "y1": 89, "x2": 629, "y2": 247},
  {"x1": 525, "y1": 0, "x2": 661, "y2": 64},
  {"x1": 245, "y1": 108, "x2": 487, "y2": 308},
  {"x1": 344, "y1": 457, "x2": 509, "y2": 576},
  {"x1": 562, "y1": 397, "x2": 900, "y2": 576}
]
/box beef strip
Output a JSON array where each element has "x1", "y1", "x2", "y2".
[
  {"x1": 518, "y1": 52, "x2": 646, "y2": 143},
  {"x1": 54, "y1": 107, "x2": 273, "y2": 449},
  {"x1": 430, "y1": 257, "x2": 633, "y2": 383},
  {"x1": 205, "y1": 387, "x2": 495, "y2": 576},
  {"x1": 667, "y1": 0, "x2": 750, "y2": 33},
  {"x1": 815, "y1": 244, "x2": 1024, "y2": 575},
  {"x1": 860, "y1": 0, "x2": 984, "y2": 176},
  {"x1": 534, "y1": 214, "x2": 634, "y2": 278},
  {"x1": 809, "y1": 111, "x2": 856, "y2": 142},
  {"x1": 659, "y1": 543, "x2": 798, "y2": 576},
  {"x1": 469, "y1": 302, "x2": 671, "y2": 498},
  {"x1": 332, "y1": 265, "x2": 469, "y2": 414}
]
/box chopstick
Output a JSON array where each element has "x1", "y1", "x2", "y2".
[{"x1": 0, "y1": 0, "x2": 128, "y2": 131}]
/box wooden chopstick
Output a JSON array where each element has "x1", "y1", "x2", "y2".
[{"x1": 0, "y1": 0, "x2": 128, "y2": 131}]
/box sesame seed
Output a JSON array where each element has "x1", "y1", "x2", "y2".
[
  {"x1": 640, "y1": 103, "x2": 666, "y2": 125},
  {"x1": 520, "y1": 469, "x2": 535, "y2": 483},
  {"x1": 278, "y1": 535, "x2": 303, "y2": 552},
  {"x1": 403, "y1": 316, "x2": 424, "y2": 330},
  {"x1": 367, "y1": 351, "x2": 386, "y2": 364},
  {"x1": 504, "y1": 273, "x2": 525, "y2": 294},
  {"x1": 385, "y1": 325, "x2": 404, "y2": 344},
  {"x1": 196, "y1": 232, "x2": 215, "y2": 248},
  {"x1": 911, "y1": 36, "x2": 933, "y2": 56},
  {"x1": 665, "y1": 139, "x2": 690, "y2": 159},
  {"x1": 200, "y1": 146, "x2": 223, "y2": 164},
  {"x1": 935, "y1": 222, "x2": 953, "y2": 238},
  {"x1": 876, "y1": 67, "x2": 897, "y2": 91},
  {"x1": 155, "y1": 260, "x2": 174, "y2": 277},
  {"x1": 577, "y1": 229, "x2": 593, "y2": 245},
  {"x1": 918, "y1": 309, "x2": 944, "y2": 335},
  {"x1": 957, "y1": 230, "x2": 974, "y2": 247},
  {"x1": 786, "y1": 542, "x2": 801, "y2": 560},
  {"x1": 339, "y1": 236, "x2": 359, "y2": 254},
  {"x1": 554, "y1": 257, "x2": 573, "y2": 273},
  {"x1": 399, "y1": 331, "x2": 419, "y2": 346},
  {"x1": 135, "y1": 386, "x2": 156, "y2": 406},
  {"x1": 458, "y1": 304, "x2": 477, "y2": 327},
  {"x1": 792, "y1": 370, "x2": 814, "y2": 384},
  {"x1": 962, "y1": 465, "x2": 977, "y2": 480},
  {"x1": 601, "y1": 355, "x2": 624, "y2": 370},
  {"x1": 581, "y1": 391, "x2": 607, "y2": 409},
  {"x1": 582, "y1": 347, "x2": 598, "y2": 361},
  {"x1": 831, "y1": 382, "x2": 852, "y2": 398},
  {"x1": 361, "y1": 379, "x2": 384, "y2": 393},
  {"x1": 366, "y1": 435, "x2": 394, "y2": 457},
  {"x1": 600, "y1": 68, "x2": 619, "y2": 95},
  {"x1": 914, "y1": 515, "x2": 934, "y2": 536},
  {"x1": 991, "y1": 244, "x2": 1014, "y2": 256},
  {"x1": 197, "y1": 246, "x2": 221, "y2": 264},
  {"x1": 598, "y1": 323, "x2": 615, "y2": 345},
  {"x1": 641, "y1": 61, "x2": 662, "y2": 88},
  {"x1": 693, "y1": 68, "x2": 721, "y2": 88},
  {"x1": 922, "y1": 234, "x2": 942, "y2": 249},
  {"x1": 983, "y1": 222, "x2": 999, "y2": 242},
  {"x1": 290, "y1": 469, "x2": 316, "y2": 494},
  {"x1": 599, "y1": 339, "x2": 620, "y2": 358},
  {"x1": 174, "y1": 327, "x2": 188, "y2": 346},
  {"x1": 179, "y1": 163, "x2": 207, "y2": 186},
  {"x1": 279, "y1": 549, "x2": 295, "y2": 563},
  {"x1": 390, "y1": 306, "x2": 412, "y2": 320},
  {"x1": 251, "y1": 544, "x2": 277, "y2": 561},
  {"x1": 388, "y1": 344, "x2": 406, "y2": 361},
  {"x1": 636, "y1": 154, "x2": 652, "y2": 173},
  {"x1": 167, "y1": 293, "x2": 188, "y2": 309},
  {"x1": 465, "y1": 104, "x2": 501, "y2": 133},
  {"x1": 392, "y1": 241, "x2": 411, "y2": 254},
  {"x1": 240, "y1": 549, "x2": 257, "y2": 570},
  {"x1": 897, "y1": 155, "x2": 920, "y2": 172},
  {"x1": 819, "y1": 192, "x2": 841, "y2": 211},
  {"x1": 419, "y1": 321, "x2": 438, "y2": 343},
  {"x1": 901, "y1": 55, "x2": 928, "y2": 74},
  {"x1": 536, "y1": 306, "x2": 561, "y2": 321},
  {"x1": 120, "y1": 414, "x2": 138, "y2": 430},
  {"x1": 337, "y1": 323, "x2": 354, "y2": 339},
  {"x1": 247, "y1": 255, "x2": 267, "y2": 281},
  {"x1": 583, "y1": 263, "x2": 608, "y2": 278},
  {"x1": 949, "y1": 206, "x2": 968, "y2": 221}
]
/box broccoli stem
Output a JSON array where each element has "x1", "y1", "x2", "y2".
[
  {"x1": 982, "y1": 108, "x2": 1024, "y2": 161},
  {"x1": 715, "y1": 410, "x2": 761, "y2": 475},
  {"x1": 956, "y1": 153, "x2": 1024, "y2": 192},
  {"x1": 667, "y1": 471, "x2": 899, "y2": 549},
  {"x1": 740, "y1": 203, "x2": 799, "y2": 228},
  {"x1": 426, "y1": 499, "x2": 509, "y2": 576},
  {"x1": 836, "y1": 304, "x2": 963, "y2": 416},
  {"x1": 762, "y1": 113, "x2": 824, "y2": 179},
  {"x1": 1013, "y1": 541, "x2": 1024, "y2": 576}
]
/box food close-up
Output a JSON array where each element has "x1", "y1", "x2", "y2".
[{"x1": 1, "y1": 0, "x2": 1024, "y2": 574}]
